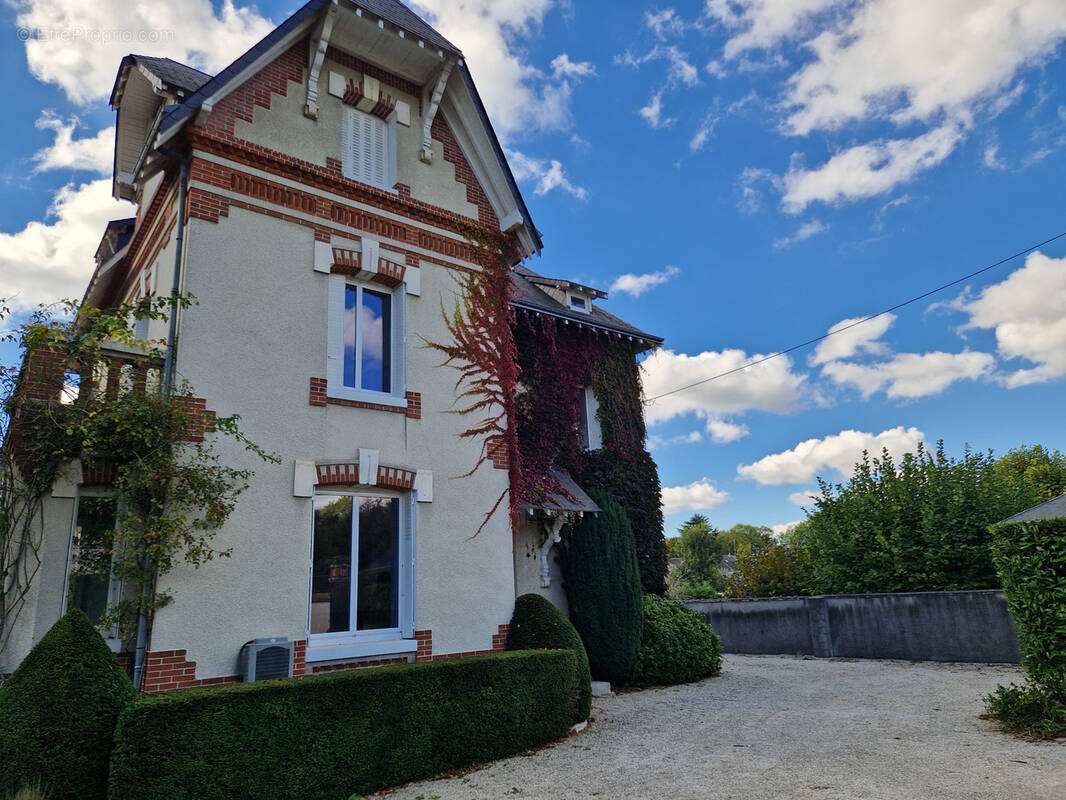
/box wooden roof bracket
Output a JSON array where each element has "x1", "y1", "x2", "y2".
[
  {"x1": 419, "y1": 56, "x2": 457, "y2": 163},
  {"x1": 305, "y1": 0, "x2": 340, "y2": 119}
]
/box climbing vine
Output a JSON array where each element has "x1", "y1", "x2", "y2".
[{"x1": 1, "y1": 297, "x2": 275, "y2": 651}]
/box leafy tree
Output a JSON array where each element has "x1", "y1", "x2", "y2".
[
  {"x1": 993, "y1": 445, "x2": 1066, "y2": 511},
  {"x1": 798, "y1": 441, "x2": 1047, "y2": 595},
  {"x1": 725, "y1": 539, "x2": 812, "y2": 598},
  {"x1": 558, "y1": 491, "x2": 643, "y2": 682},
  {"x1": 667, "y1": 514, "x2": 726, "y2": 599},
  {"x1": 718, "y1": 523, "x2": 772, "y2": 559}
]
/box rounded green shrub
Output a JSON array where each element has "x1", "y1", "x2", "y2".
[
  {"x1": 506, "y1": 593, "x2": 591, "y2": 723},
  {"x1": 559, "y1": 492, "x2": 643, "y2": 683},
  {"x1": 0, "y1": 609, "x2": 135, "y2": 800},
  {"x1": 629, "y1": 594, "x2": 723, "y2": 687}
]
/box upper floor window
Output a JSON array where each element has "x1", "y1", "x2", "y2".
[
  {"x1": 567, "y1": 291, "x2": 591, "y2": 314},
  {"x1": 66, "y1": 493, "x2": 122, "y2": 645},
  {"x1": 577, "y1": 386, "x2": 603, "y2": 450},
  {"x1": 326, "y1": 271, "x2": 406, "y2": 407},
  {"x1": 341, "y1": 107, "x2": 396, "y2": 191}
]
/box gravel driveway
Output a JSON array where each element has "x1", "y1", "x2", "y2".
[{"x1": 374, "y1": 654, "x2": 1065, "y2": 800}]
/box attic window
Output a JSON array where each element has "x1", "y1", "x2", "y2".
[
  {"x1": 567, "y1": 292, "x2": 590, "y2": 314},
  {"x1": 341, "y1": 107, "x2": 396, "y2": 191}
]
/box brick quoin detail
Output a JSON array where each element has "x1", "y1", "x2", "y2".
[
  {"x1": 141, "y1": 650, "x2": 238, "y2": 693},
  {"x1": 487, "y1": 437, "x2": 510, "y2": 470},
  {"x1": 415, "y1": 629, "x2": 433, "y2": 661},
  {"x1": 293, "y1": 639, "x2": 307, "y2": 676},
  {"x1": 431, "y1": 115, "x2": 499, "y2": 229},
  {"x1": 309, "y1": 376, "x2": 328, "y2": 407},
  {"x1": 404, "y1": 391, "x2": 421, "y2": 419},
  {"x1": 197, "y1": 40, "x2": 306, "y2": 138},
  {"x1": 415, "y1": 626, "x2": 509, "y2": 662},
  {"x1": 172, "y1": 396, "x2": 217, "y2": 442}
]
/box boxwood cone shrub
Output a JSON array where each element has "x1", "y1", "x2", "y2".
[
  {"x1": 506, "y1": 593, "x2": 591, "y2": 723},
  {"x1": 629, "y1": 594, "x2": 723, "y2": 687},
  {"x1": 0, "y1": 609, "x2": 135, "y2": 800},
  {"x1": 985, "y1": 517, "x2": 1066, "y2": 737},
  {"x1": 107, "y1": 650, "x2": 577, "y2": 800},
  {"x1": 558, "y1": 491, "x2": 643, "y2": 683}
]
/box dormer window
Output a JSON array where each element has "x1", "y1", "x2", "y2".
[{"x1": 567, "y1": 292, "x2": 591, "y2": 313}]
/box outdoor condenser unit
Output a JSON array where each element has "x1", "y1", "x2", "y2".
[{"x1": 238, "y1": 637, "x2": 293, "y2": 682}]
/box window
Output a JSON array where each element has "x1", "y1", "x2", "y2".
[
  {"x1": 341, "y1": 107, "x2": 396, "y2": 191},
  {"x1": 577, "y1": 386, "x2": 602, "y2": 450},
  {"x1": 66, "y1": 494, "x2": 122, "y2": 640},
  {"x1": 327, "y1": 272, "x2": 405, "y2": 405},
  {"x1": 567, "y1": 292, "x2": 591, "y2": 314},
  {"x1": 309, "y1": 491, "x2": 415, "y2": 640}
]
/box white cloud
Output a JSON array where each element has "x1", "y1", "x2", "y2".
[
  {"x1": 639, "y1": 90, "x2": 676, "y2": 129},
  {"x1": 871, "y1": 194, "x2": 912, "y2": 232},
  {"x1": 32, "y1": 114, "x2": 114, "y2": 174},
  {"x1": 642, "y1": 348, "x2": 807, "y2": 425},
  {"x1": 962, "y1": 251, "x2": 1066, "y2": 387},
  {"x1": 662, "y1": 477, "x2": 730, "y2": 514},
  {"x1": 772, "y1": 218, "x2": 828, "y2": 249},
  {"x1": 810, "y1": 313, "x2": 896, "y2": 366},
  {"x1": 781, "y1": 0, "x2": 1066, "y2": 136},
  {"x1": 689, "y1": 105, "x2": 721, "y2": 152},
  {"x1": 737, "y1": 425, "x2": 925, "y2": 486},
  {"x1": 647, "y1": 430, "x2": 703, "y2": 449},
  {"x1": 620, "y1": 45, "x2": 701, "y2": 88},
  {"x1": 0, "y1": 180, "x2": 132, "y2": 311},
  {"x1": 706, "y1": 418, "x2": 750, "y2": 443},
  {"x1": 788, "y1": 489, "x2": 818, "y2": 506},
  {"x1": 646, "y1": 8, "x2": 687, "y2": 39},
  {"x1": 506, "y1": 150, "x2": 588, "y2": 199},
  {"x1": 16, "y1": 0, "x2": 275, "y2": 104},
  {"x1": 550, "y1": 53, "x2": 595, "y2": 80},
  {"x1": 821, "y1": 350, "x2": 996, "y2": 399},
  {"x1": 416, "y1": 0, "x2": 589, "y2": 138},
  {"x1": 781, "y1": 122, "x2": 966, "y2": 213},
  {"x1": 704, "y1": 0, "x2": 844, "y2": 61},
  {"x1": 610, "y1": 265, "x2": 679, "y2": 297},
  {"x1": 771, "y1": 519, "x2": 804, "y2": 537}
]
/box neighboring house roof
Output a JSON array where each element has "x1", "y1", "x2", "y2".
[
  {"x1": 110, "y1": 55, "x2": 212, "y2": 105},
  {"x1": 512, "y1": 265, "x2": 663, "y2": 346},
  {"x1": 999, "y1": 493, "x2": 1066, "y2": 523},
  {"x1": 521, "y1": 468, "x2": 601, "y2": 513}
]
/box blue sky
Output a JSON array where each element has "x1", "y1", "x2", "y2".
[{"x1": 2, "y1": 0, "x2": 1065, "y2": 538}]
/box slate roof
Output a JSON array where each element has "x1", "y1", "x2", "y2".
[
  {"x1": 512, "y1": 265, "x2": 662, "y2": 345},
  {"x1": 358, "y1": 0, "x2": 460, "y2": 53},
  {"x1": 130, "y1": 55, "x2": 213, "y2": 95},
  {"x1": 999, "y1": 493, "x2": 1066, "y2": 523}
]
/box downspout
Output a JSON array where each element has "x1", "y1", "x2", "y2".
[{"x1": 132, "y1": 149, "x2": 189, "y2": 691}]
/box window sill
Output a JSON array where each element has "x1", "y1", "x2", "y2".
[
  {"x1": 305, "y1": 637, "x2": 416, "y2": 663},
  {"x1": 326, "y1": 387, "x2": 407, "y2": 409}
]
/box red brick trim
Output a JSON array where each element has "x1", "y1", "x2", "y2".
[
  {"x1": 487, "y1": 437, "x2": 510, "y2": 470},
  {"x1": 415, "y1": 626, "x2": 509, "y2": 662},
  {"x1": 315, "y1": 462, "x2": 417, "y2": 491},
  {"x1": 142, "y1": 649, "x2": 238, "y2": 693},
  {"x1": 81, "y1": 460, "x2": 119, "y2": 487},
  {"x1": 492, "y1": 623, "x2": 510, "y2": 651},
  {"x1": 293, "y1": 639, "x2": 307, "y2": 676},
  {"x1": 325, "y1": 45, "x2": 422, "y2": 98},
  {"x1": 172, "y1": 396, "x2": 217, "y2": 442},
  {"x1": 309, "y1": 377, "x2": 328, "y2": 407},
  {"x1": 311, "y1": 656, "x2": 407, "y2": 673},
  {"x1": 431, "y1": 115, "x2": 499, "y2": 229},
  {"x1": 404, "y1": 391, "x2": 421, "y2": 419},
  {"x1": 331, "y1": 247, "x2": 362, "y2": 274},
  {"x1": 415, "y1": 629, "x2": 433, "y2": 661}
]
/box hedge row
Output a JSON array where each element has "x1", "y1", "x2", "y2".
[
  {"x1": 629, "y1": 594, "x2": 722, "y2": 687},
  {"x1": 108, "y1": 650, "x2": 578, "y2": 800}
]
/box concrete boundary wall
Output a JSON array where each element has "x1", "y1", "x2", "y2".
[{"x1": 687, "y1": 589, "x2": 1021, "y2": 663}]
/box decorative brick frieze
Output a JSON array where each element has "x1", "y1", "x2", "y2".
[
  {"x1": 331, "y1": 247, "x2": 362, "y2": 275},
  {"x1": 315, "y1": 461, "x2": 417, "y2": 491},
  {"x1": 325, "y1": 45, "x2": 421, "y2": 98},
  {"x1": 81, "y1": 460, "x2": 119, "y2": 487},
  {"x1": 229, "y1": 171, "x2": 319, "y2": 214},
  {"x1": 373, "y1": 257, "x2": 405, "y2": 288}
]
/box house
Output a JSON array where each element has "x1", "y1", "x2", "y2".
[
  {"x1": 1, "y1": 0, "x2": 662, "y2": 690},
  {"x1": 998, "y1": 493, "x2": 1066, "y2": 523}
]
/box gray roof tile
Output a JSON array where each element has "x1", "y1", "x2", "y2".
[{"x1": 999, "y1": 493, "x2": 1066, "y2": 523}]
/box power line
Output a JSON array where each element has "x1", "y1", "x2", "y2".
[{"x1": 645, "y1": 229, "x2": 1066, "y2": 404}]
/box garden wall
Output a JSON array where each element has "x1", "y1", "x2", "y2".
[{"x1": 687, "y1": 589, "x2": 1020, "y2": 663}]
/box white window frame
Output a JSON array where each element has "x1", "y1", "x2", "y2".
[
  {"x1": 567, "y1": 291, "x2": 591, "y2": 314},
  {"x1": 326, "y1": 273, "x2": 407, "y2": 407},
  {"x1": 578, "y1": 386, "x2": 603, "y2": 451},
  {"x1": 63, "y1": 489, "x2": 123, "y2": 651},
  {"x1": 306, "y1": 489, "x2": 417, "y2": 660},
  {"x1": 341, "y1": 107, "x2": 397, "y2": 192}
]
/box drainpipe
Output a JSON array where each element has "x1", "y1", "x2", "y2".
[{"x1": 132, "y1": 149, "x2": 188, "y2": 691}]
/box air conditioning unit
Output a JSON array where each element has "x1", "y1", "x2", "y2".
[{"x1": 238, "y1": 637, "x2": 293, "y2": 682}]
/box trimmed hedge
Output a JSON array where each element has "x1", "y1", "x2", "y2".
[
  {"x1": 629, "y1": 595, "x2": 723, "y2": 687},
  {"x1": 0, "y1": 609, "x2": 135, "y2": 800},
  {"x1": 986, "y1": 517, "x2": 1066, "y2": 736},
  {"x1": 108, "y1": 650, "x2": 577, "y2": 800},
  {"x1": 559, "y1": 491, "x2": 643, "y2": 683},
  {"x1": 506, "y1": 593, "x2": 591, "y2": 723}
]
